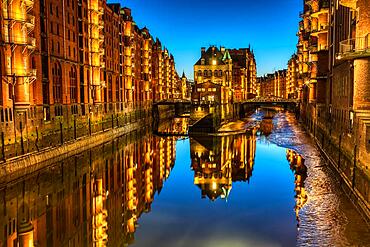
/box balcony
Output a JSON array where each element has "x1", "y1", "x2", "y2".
[
  {"x1": 25, "y1": 14, "x2": 35, "y2": 30},
  {"x1": 310, "y1": 2, "x2": 329, "y2": 18},
  {"x1": 99, "y1": 47, "x2": 105, "y2": 55},
  {"x1": 4, "y1": 68, "x2": 36, "y2": 77},
  {"x1": 27, "y1": 37, "x2": 36, "y2": 49},
  {"x1": 23, "y1": 0, "x2": 34, "y2": 7},
  {"x1": 311, "y1": 24, "x2": 329, "y2": 37},
  {"x1": 337, "y1": 35, "x2": 370, "y2": 60},
  {"x1": 3, "y1": 12, "x2": 27, "y2": 22},
  {"x1": 29, "y1": 69, "x2": 37, "y2": 77},
  {"x1": 339, "y1": 0, "x2": 357, "y2": 9},
  {"x1": 3, "y1": 35, "x2": 27, "y2": 45}
]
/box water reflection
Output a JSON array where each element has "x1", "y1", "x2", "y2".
[
  {"x1": 190, "y1": 129, "x2": 257, "y2": 201},
  {"x1": 3, "y1": 112, "x2": 366, "y2": 247},
  {"x1": 0, "y1": 131, "x2": 177, "y2": 246},
  {"x1": 155, "y1": 118, "x2": 189, "y2": 136},
  {"x1": 287, "y1": 149, "x2": 308, "y2": 226}
]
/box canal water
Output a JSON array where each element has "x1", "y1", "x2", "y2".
[{"x1": 1, "y1": 111, "x2": 369, "y2": 247}]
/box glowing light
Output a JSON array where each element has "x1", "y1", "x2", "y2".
[{"x1": 212, "y1": 181, "x2": 218, "y2": 190}]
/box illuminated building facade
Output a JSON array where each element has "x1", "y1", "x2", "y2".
[
  {"x1": 192, "y1": 46, "x2": 257, "y2": 105},
  {"x1": 257, "y1": 70, "x2": 288, "y2": 99},
  {"x1": 292, "y1": 0, "x2": 370, "y2": 212},
  {"x1": 0, "y1": 2, "x2": 185, "y2": 159},
  {"x1": 190, "y1": 130, "x2": 256, "y2": 201},
  {"x1": 229, "y1": 48, "x2": 257, "y2": 101},
  {"x1": 287, "y1": 54, "x2": 301, "y2": 99}
]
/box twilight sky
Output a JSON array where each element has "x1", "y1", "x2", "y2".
[{"x1": 114, "y1": 0, "x2": 302, "y2": 79}]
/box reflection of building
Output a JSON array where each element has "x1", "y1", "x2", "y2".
[
  {"x1": 286, "y1": 149, "x2": 308, "y2": 225},
  {"x1": 260, "y1": 116, "x2": 274, "y2": 136},
  {"x1": 190, "y1": 129, "x2": 257, "y2": 201},
  {"x1": 0, "y1": 132, "x2": 177, "y2": 246},
  {"x1": 92, "y1": 178, "x2": 108, "y2": 246},
  {"x1": 156, "y1": 118, "x2": 189, "y2": 136}
]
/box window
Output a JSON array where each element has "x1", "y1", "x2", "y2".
[
  {"x1": 70, "y1": 66, "x2": 77, "y2": 103},
  {"x1": 53, "y1": 62, "x2": 62, "y2": 103},
  {"x1": 116, "y1": 77, "x2": 120, "y2": 102},
  {"x1": 108, "y1": 75, "x2": 112, "y2": 102},
  {"x1": 197, "y1": 70, "x2": 202, "y2": 76},
  {"x1": 208, "y1": 70, "x2": 212, "y2": 77}
]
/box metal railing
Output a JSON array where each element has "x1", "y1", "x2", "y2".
[
  {"x1": 26, "y1": 14, "x2": 35, "y2": 26},
  {"x1": 339, "y1": 35, "x2": 370, "y2": 57},
  {"x1": 311, "y1": 24, "x2": 329, "y2": 34},
  {"x1": 28, "y1": 37, "x2": 36, "y2": 47},
  {"x1": 3, "y1": 68, "x2": 36, "y2": 77}
]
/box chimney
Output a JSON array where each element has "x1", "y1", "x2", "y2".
[{"x1": 201, "y1": 47, "x2": 206, "y2": 56}]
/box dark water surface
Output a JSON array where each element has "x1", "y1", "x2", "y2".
[{"x1": 1, "y1": 112, "x2": 369, "y2": 247}]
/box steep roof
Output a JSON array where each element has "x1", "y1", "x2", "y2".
[{"x1": 194, "y1": 46, "x2": 228, "y2": 66}]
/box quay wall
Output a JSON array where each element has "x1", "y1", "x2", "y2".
[
  {"x1": 301, "y1": 112, "x2": 370, "y2": 220},
  {"x1": 0, "y1": 106, "x2": 153, "y2": 180}
]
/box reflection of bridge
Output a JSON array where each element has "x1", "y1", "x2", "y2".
[
  {"x1": 153, "y1": 99, "x2": 191, "y2": 106},
  {"x1": 242, "y1": 96, "x2": 298, "y2": 106},
  {"x1": 153, "y1": 132, "x2": 188, "y2": 137}
]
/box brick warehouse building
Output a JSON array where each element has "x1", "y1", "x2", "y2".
[
  {"x1": 257, "y1": 1, "x2": 370, "y2": 216},
  {"x1": 257, "y1": 70, "x2": 288, "y2": 99},
  {"x1": 0, "y1": 0, "x2": 186, "y2": 158},
  {"x1": 289, "y1": 0, "x2": 370, "y2": 216},
  {"x1": 192, "y1": 46, "x2": 257, "y2": 105}
]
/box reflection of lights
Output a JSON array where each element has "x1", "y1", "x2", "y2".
[{"x1": 212, "y1": 181, "x2": 218, "y2": 190}]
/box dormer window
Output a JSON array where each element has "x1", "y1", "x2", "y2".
[{"x1": 201, "y1": 58, "x2": 205, "y2": 65}]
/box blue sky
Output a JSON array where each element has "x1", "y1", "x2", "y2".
[{"x1": 113, "y1": 0, "x2": 302, "y2": 79}]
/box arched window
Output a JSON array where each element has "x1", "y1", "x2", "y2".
[
  {"x1": 70, "y1": 66, "x2": 77, "y2": 103},
  {"x1": 219, "y1": 70, "x2": 223, "y2": 77},
  {"x1": 53, "y1": 62, "x2": 62, "y2": 103},
  {"x1": 197, "y1": 70, "x2": 202, "y2": 76},
  {"x1": 208, "y1": 70, "x2": 212, "y2": 77},
  {"x1": 203, "y1": 70, "x2": 207, "y2": 77}
]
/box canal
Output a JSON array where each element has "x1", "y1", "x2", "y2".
[{"x1": 1, "y1": 110, "x2": 369, "y2": 246}]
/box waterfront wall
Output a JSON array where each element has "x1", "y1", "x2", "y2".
[
  {"x1": 302, "y1": 116, "x2": 370, "y2": 220},
  {"x1": 0, "y1": 105, "x2": 153, "y2": 173},
  {"x1": 0, "y1": 109, "x2": 152, "y2": 178}
]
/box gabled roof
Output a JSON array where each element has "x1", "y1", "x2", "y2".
[{"x1": 194, "y1": 46, "x2": 229, "y2": 66}]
